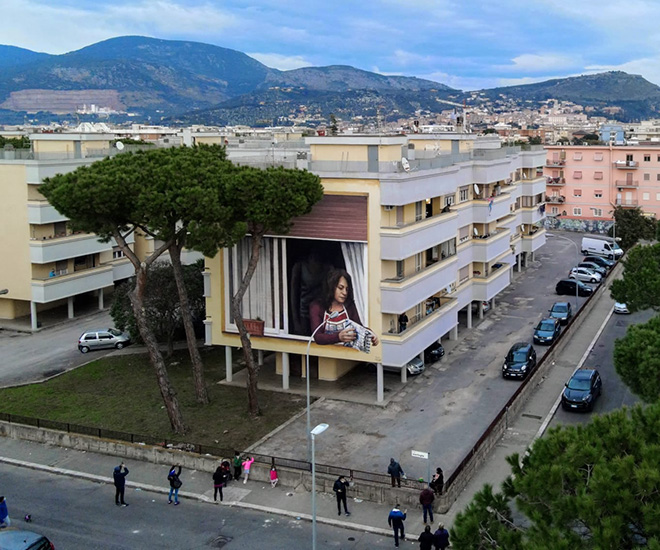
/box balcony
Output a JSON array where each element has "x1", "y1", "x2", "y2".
[
  {"x1": 520, "y1": 177, "x2": 547, "y2": 197},
  {"x1": 380, "y1": 211, "x2": 458, "y2": 260},
  {"x1": 520, "y1": 203, "x2": 546, "y2": 225},
  {"x1": 614, "y1": 160, "x2": 638, "y2": 169},
  {"x1": 472, "y1": 260, "x2": 512, "y2": 302},
  {"x1": 546, "y1": 176, "x2": 565, "y2": 186},
  {"x1": 31, "y1": 265, "x2": 113, "y2": 303},
  {"x1": 112, "y1": 259, "x2": 134, "y2": 282},
  {"x1": 381, "y1": 255, "x2": 458, "y2": 313},
  {"x1": 615, "y1": 180, "x2": 639, "y2": 188},
  {"x1": 30, "y1": 233, "x2": 111, "y2": 264},
  {"x1": 27, "y1": 200, "x2": 68, "y2": 224},
  {"x1": 615, "y1": 199, "x2": 639, "y2": 208},
  {"x1": 521, "y1": 228, "x2": 546, "y2": 254},
  {"x1": 546, "y1": 159, "x2": 566, "y2": 167},
  {"x1": 380, "y1": 297, "x2": 458, "y2": 367},
  {"x1": 471, "y1": 229, "x2": 512, "y2": 264},
  {"x1": 472, "y1": 195, "x2": 514, "y2": 223},
  {"x1": 545, "y1": 195, "x2": 566, "y2": 204}
]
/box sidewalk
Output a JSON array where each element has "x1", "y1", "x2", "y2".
[{"x1": 0, "y1": 275, "x2": 618, "y2": 540}]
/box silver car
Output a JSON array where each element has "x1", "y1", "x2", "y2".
[
  {"x1": 569, "y1": 267, "x2": 602, "y2": 284},
  {"x1": 78, "y1": 328, "x2": 130, "y2": 353}
]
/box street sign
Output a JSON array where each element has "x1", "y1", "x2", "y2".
[{"x1": 411, "y1": 450, "x2": 429, "y2": 460}]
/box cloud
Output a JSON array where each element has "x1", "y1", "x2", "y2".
[
  {"x1": 249, "y1": 52, "x2": 312, "y2": 70},
  {"x1": 497, "y1": 53, "x2": 580, "y2": 73}
]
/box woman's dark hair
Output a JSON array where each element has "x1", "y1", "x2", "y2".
[
  {"x1": 215, "y1": 466, "x2": 223, "y2": 473},
  {"x1": 321, "y1": 268, "x2": 354, "y2": 310}
]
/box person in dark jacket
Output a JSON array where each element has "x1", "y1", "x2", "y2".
[
  {"x1": 232, "y1": 451, "x2": 242, "y2": 482},
  {"x1": 332, "y1": 475, "x2": 351, "y2": 516},
  {"x1": 430, "y1": 467, "x2": 444, "y2": 496},
  {"x1": 388, "y1": 503, "x2": 407, "y2": 547},
  {"x1": 212, "y1": 466, "x2": 226, "y2": 502},
  {"x1": 388, "y1": 457, "x2": 405, "y2": 488},
  {"x1": 418, "y1": 525, "x2": 435, "y2": 550},
  {"x1": 113, "y1": 462, "x2": 129, "y2": 506},
  {"x1": 419, "y1": 486, "x2": 435, "y2": 524},
  {"x1": 0, "y1": 496, "x2": 10, "y2": 528},
  {"x1": 434, "y1": 522, "x2": 450, "y2": 550},
  {"x1": 167, "y1": 464, "x2": 182, "y2": 505}
]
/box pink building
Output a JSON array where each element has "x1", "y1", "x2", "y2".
[{"x1": 544, "y1": 145, "x2": 660, "y2": 228}]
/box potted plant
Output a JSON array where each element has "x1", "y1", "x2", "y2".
[{"x1": 244, "y1": 317, "x2": 264, "y2": 336}]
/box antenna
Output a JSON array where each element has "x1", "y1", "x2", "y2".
[{"x1": 115, "y1": 141, "x2": 125, "y2": 151}]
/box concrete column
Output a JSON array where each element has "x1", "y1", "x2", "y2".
[
  {"x1": 225, "y1": 346, "x2": 233, "y2": 382},
  {"x1": 517, "y1": 254, "x2": 522, "y2": 272},
  {"x1": 418, "y1": 351, "x2": 424, "y2": 364},
  {"x1": 376, "y1": 363, "x2": 384, "y2": 403},
  {"x1": 257, "y1": 349, "x2": 264, "y2": 366},
  {"x1": 491, "y1": 298, "x2": 496, "y2": 310},
  {"x1": 530, "y1": 251, "x2": 535, "y2": 262},
  {"x1": 479, "y1": 302, "x2": 484, "y2": 320},
  {"x1": 282, "y1": 352, "x2": 290, "y2": 390},
  {"x1": 67, "y1": 297, "x2": 74, "y2": 319},
  {"x1": 450, "y1": 324, "x2": 458, "y2": 341},
  {"x1": 98, "y1": 289, "x2": 104, "y2": 310},
  {"x1": 30, "y1": 302, "x2": 38, "y2": 331},
  {"x1": 400, "y1": 365, "x2": 408, "y2": 384},
  {"x1": 467, "y1": 305, "x2": 473, "y2": 329}
]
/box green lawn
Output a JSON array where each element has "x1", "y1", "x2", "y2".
[{"x1": 0, "y1": 346, "x2": 305, "y2": 451}]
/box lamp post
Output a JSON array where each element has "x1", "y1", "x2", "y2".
[
  {"x1": 311, "y1": 422, "x2": 329, "y2": 550},
  {"x1": 548, "y1": 233, "x2": 579, "y2": 311}
]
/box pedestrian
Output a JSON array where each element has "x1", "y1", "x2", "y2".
[
  {"x1": 232, "y1": 451, "x2": 242, "y2": 482},
  {"x1": 242, "y1": 456, "x2": 255, "y2": 484},
  {"x1": 0, "y1": 496, "x2": 9, "y2": 528},
  {"x1": 430, "y1": 467, "x2": 444, "y2": 496},
  {"x1": 113, "y1": 462, "x2": 129, "y2": 507},
  {"x1": 434, "y1": 522, "x2": 450, "y2": 550},
  {"x1": 418, "y1": 525, "x2": 435, "y2": 550},
  {"x1": 269, "y1": 466, "x2": 279, "y2": 488},
  {"x1": 419, "y1": 486, "x2": 435, "y2": 524},
  {"x1": 212, "y1": 466, "x2": 226, "y2": 502},
  {"x1": 388, "y1": 503, "x2": 407, "y2": 547},
  {"x1": 388, "y1": 457, "x2": 405, "y2": 488},
  {"x1": 167, "y1": 464, "x2": 182, "y2": 505},
  {"x1": 221, "y1": 460, "x2": 232, "y2": 483},
  {"x1": 332, "y1": 475, "x2": 351, "y2": 516}
]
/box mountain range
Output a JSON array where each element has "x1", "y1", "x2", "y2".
[{"x1": 0, "y1": 36, "x2": 658, "y2": 125}]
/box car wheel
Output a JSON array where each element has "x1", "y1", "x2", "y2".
[
  {"x1": 80, "y1": 346, "x2": 90, "y2": 353},
  {"x1": 590, "y1": 278, "x2": 597, "y2": 283},
  {"x1": 116, "y1": 342, "x2": 125, "y2": 350}
]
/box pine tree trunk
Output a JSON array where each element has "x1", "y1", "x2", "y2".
[
  {"x1": 231, "y1": 230, "x2": 264, "y2": 417},
  {"x1": 131, "y1": 266, "x2": 187, "y2": 434},
  {"x1": 169, "y1": 242, "x2": 209, "y2": 404}
]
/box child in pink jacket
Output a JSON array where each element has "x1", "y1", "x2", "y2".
[
  {"x1": 270, "y1": 466, "x2": 279, "y2": 488},
  {"x1": 242, "y1": 457, "x2": 255, "y2": 484}
]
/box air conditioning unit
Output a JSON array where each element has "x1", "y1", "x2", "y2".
[{"x1": 384, "y1": 205, "x2": 395, "y2": 211}]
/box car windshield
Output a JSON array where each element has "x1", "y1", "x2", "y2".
[
  {"x1": 511, "y1": 350, "x2": 528, "y2": 362},
  {"x1": 537, "y1": 320, "x2": 555, "y2": 331},
  {"x1": 552, "y1": 305, "x2": 568, "y2": 313},
  {"x1": 567, "y1": 378, "x2": 591, "y2": 391},
  {"x1": 108, "y1": 328, "x2": 122, "y2": 336}
]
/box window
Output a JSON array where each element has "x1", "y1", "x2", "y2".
[
  {"x1": 459, "y1": 186, "x2": 469, "y2": 202},
  {"x1": 415, "y1": 252, "x2": 423, "y2": 272},
  {"x1": 551, "y1": 206, "x2": 558, "y2": 215},
  {"x1": 594, "y1": 190, "x2": 603, "y2": 198},
  {"x1": 112, "y1": 246, "x2": 125, "y2": 259},
  {"x1": 396, "y1": 261, "x2": 404, "y2": 279},
  {"x1": 626, "y1": 154, "x2": 634, "y2": 162},
  {"x1": 592, "y1": 208, "x2": 602, "y2": 217},
  {"x1": 459, "y1": 265, "x2": 469, "y2": 283},
  {"x1": 573, "y1": 171, "x2": 582, "y2": 179},
  {"x1": 657, "y1": 155, "x2": 660, "y2": 162},
  {"x1": 594, "y1": 171, "x2": 603, "y2": 180},
  {"x1": 657, "y1": 193, "x2": 660, "y2": 201},
  {"x1": 594, "y1": 153, "x2": 603, "y2": 161},
  {"x1": 573, "y1": 189, "x2": 582, "y2": 197},
  {"x1": 645, "y1": 155, "x2": 651, "y2": 162},
  {"x1": 657, "y1": 174, "x2": 660, "y2": 181},
  {"x1": 415, "y1": 201, "x2": 423, "y2": 221},
  {"x1": 459, "y1": 226, "x2": 470, "y2": 243},
  {"x1": 573, "y1": 207, "x2": 582, "y2": 216},
  {"x1": 573, "y1": 153, "x2": 583, "y2": 160},
  {"x1": 644, "y1": 173, "x2": 650, "y2": 181},
  {"x1": 643, "y1": 192, "x2": 650, "y2": 201},
  {"x1": 444, "y1": 194, "x2": 455, "y2": 207}
]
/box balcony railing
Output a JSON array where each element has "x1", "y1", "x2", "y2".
[
  {"x1": 546, "y1": 160, "x2": 565, "y2": 167},
  {"x1": 546, "y1": 177, "x2": 565, "y2": 186},
  {"x1": 615, "y1": 180, "x2": 639, "y2": 187},
  {"x1": 545, "y1": 195, "x2": 566, "y2": 204},
  {"x1": 615, "y1": 199, "x2": 639, "y2": 207},
  {"x1": 614, "y1": 160, "x2": 638, "y2": 169},
  {"x1": 387, "y1": 296, "x2": 455, "y2": 336}
]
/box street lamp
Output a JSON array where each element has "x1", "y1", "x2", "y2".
[
  {"x1": 311, "y1": 422, "x2": 329, "y2": 550},
  {"x1": 548, "y1": 233, "x2": 579, "y2": 311}
]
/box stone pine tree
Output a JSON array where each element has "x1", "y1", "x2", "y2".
[
  {"x1": 609, "y1": 205, "x2": 656, "y2": 251},
  {"x1": 610, "y1": 242, "x2": 660, "y2": 313}
]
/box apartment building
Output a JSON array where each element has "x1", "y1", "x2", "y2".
[
  {"x1": 205, "y1": 134, "x2": 547, "y2": 401},
  {"x1": 544, "y1": 145, "x2": 660, "y2": 228},
  {"x1": 0, "y1": 133, "x2": 136, "y2": 329}
]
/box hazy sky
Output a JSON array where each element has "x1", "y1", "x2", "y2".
[{"x1": 1, "y1": 0, "x2": 659, "y2": 91}]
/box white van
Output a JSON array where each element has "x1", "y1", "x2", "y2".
[{"x1": 581, "y1": 236, "x2": 623, "y2": 260}]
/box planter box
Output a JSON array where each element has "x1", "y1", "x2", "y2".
[{"x1": 244, "y1": 319, "x2": 264, "y2": 336}]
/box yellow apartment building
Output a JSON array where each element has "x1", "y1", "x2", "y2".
[{"x1": 204, "y1": 133, "x2": 547, "y2": 402}]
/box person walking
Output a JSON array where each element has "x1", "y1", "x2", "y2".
[
  {"x1": 419, "y1": 486, "x2": 435, "y2": 524},
  {"x1": 388, "y1": 457, "x2": 405, "y2": 488},
  {"x1": 0, "y1": 496, "x2": 10, "y2": 528},
  {"x1": 388, "y1": 503, "x2": 407, "y2": 547},
  {"x1": 242, "y1": 456, "x2": 255, "y2": 484},
  {"x1": 212, "y1": 466, "x2": 226, "y2": 502},
  {"x1": 167, "y1": 464, "x2": 182, "y2": 505},
  {"x1": 113, "y1": 462, "x2": 129, "y2": 506},
  {"x1": 433, "y1": 522, "x2": 450, "y2": 550},
  {"x1": 418, "y1": 525, "x2": 435, "y2": 550},
  {"x1": 269, "y1": 466, "x2": 279, "y2": 488},
  {"x1": 232, "y1": 451, "x2": 242, "y2": 482},
  {"x1": 430, "y1": 467, "x2": 444, "y2": 496},
  {"x1": 332, "y1": 475, "x2": 351, "y2": 516}
]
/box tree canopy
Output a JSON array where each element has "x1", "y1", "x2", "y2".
[
  {"x1": 610, "y1": 243, "x2": 660, "y2": 312},
  {"x1": 451, "y1": 405, "x2": 660, "y2": 549},
  {"x1": 610, "y1": 205, "x2": 656, "y2": 251}
]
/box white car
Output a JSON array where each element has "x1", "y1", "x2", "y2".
[
  {"x1": 614, "y1": 302, "x2": 630, "y2": 314},
  {"x1": 569, "y1": 267, "x2": 602, "y2": 284}
]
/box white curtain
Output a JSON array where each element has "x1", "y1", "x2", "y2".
[
  {"x1": 232, "y1": 236, "x2": 275, "y2": 326},
  {"x1": 341, "y1": 242, "x2": 368, "y2": 325}
]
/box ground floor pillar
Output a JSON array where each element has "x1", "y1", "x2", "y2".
[
  {"x1": 98, "y1": 289, "x2": 104, "y2": 310},
  {"x1": 376, "y1": 363, "x2": 384, "y2": 403},
  {"x1": 281, "y1": 352, "x2": 290, "y2": 390},
  {"x1": 225, "y1": 346, "x2": 233, "y2": 382},
  {"x1": 467, "y1": 304, "x2": 473, "y2": 329},
  {"x1": 450, "y1": 324, "x2": 458, "y2": 341},
  {"x1": 67, "y1": 297, "x2": 74, "y2": 319},
  {"x1": 30, "y1": 302, "x2": 38, "y2": 331}
]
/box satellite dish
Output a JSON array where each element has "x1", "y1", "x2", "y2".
[
  {"x1": 115, "y1": 141, "x2": 125, "y2": 151},
  {"x1": 473, "y1": 184, "x2": 480, "y2": 195},
  {"x1": 473, "y1": 227, "x2": 479, "y2": 236},
  {"x1": 401, "y1": 157, "x2": 411, "y2": 172},
  {"x1": 521, "y1": 225, "x2": 526, "y2": 232}
]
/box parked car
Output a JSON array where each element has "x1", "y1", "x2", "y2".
[
  {"x1": 533, "y1": 318, "x2": 561, "y2": 345},
  {"x1": 556, "y1": 279, "x2": 593, "y2": 297},
  {"x1": 569, "y1": 267, "x2": 602, "y2": 284},
  {"x1": 424, "y1": 341, "x2": 445, "y2": 363},
  {"x1": 561, "y1": 368, "x2": 602, "y2": 411},
  {"x1": 583, "y1": 255, "x2": 614, "y2": 270},
  {"x1": 78, "y1": 328, "x2": 131, "y2": 353},
  {"x1": 614, "y1": 302, "x2": 630, "y2": 314},
  {"x1": 549, "y1": 302, "x2": 573, "y2": 325},
  {"x1": 0, "y1": 529, "x2": 55, "y2": 549},
  {"x1": 502, "y1": 342, "x2": 537, "y2": 379},
  {"x1": 577, "y1": 262, "x2": 607, "y2": 278}
]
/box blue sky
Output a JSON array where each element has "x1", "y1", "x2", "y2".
[{"x1": 1, "y1": 0, "x2": 659, "y2": 91}]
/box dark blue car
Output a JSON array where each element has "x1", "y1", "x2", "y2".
[
  {"x1": 561, "y1": 368, "x2": 602, "y2": 411},
  {"x1": 533, "y1": 318, "x2": 561, "y2": 345}
]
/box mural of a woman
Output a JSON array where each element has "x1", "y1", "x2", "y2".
[{"x1": 309, "y1": 268, "x2": 379, "y2": 351}]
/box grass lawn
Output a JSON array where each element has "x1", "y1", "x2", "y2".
[{"x1": 0, "y1": 346, "x2": 306, "y2": 451}]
